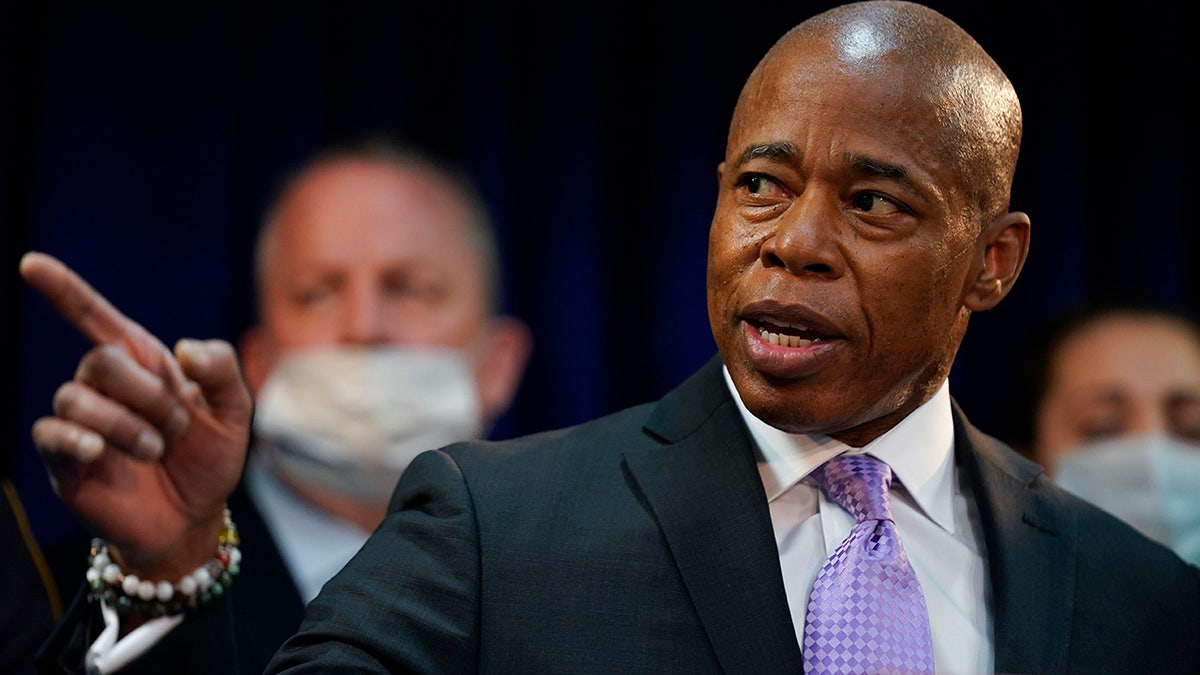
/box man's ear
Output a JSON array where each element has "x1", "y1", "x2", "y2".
[
  {"x1": 964, "y1": 211, "x2": 1031, "y2": 311},
  {"x1": 473, "y1": 316, "x2": 533, "y2": 431}
]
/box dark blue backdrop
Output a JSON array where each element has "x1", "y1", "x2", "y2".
[{"x1": 5, "y1": 1, "x2": 1197, "y2": 549}]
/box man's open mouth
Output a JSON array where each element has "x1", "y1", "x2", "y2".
[{"x1": 751, "y1": 319, "x2": 832, "y2": 347}]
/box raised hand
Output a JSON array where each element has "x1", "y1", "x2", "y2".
[{"x1": 20, "y1": 251, "x2": 253, "y2": 580}]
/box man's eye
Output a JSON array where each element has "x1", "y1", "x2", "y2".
[
  {"x1": 1168, "y1": 397, "x2": 1200, "y2": 441},
  {"x1": 293, "y1": 286, "x2": 332, "y2": 308},
  {"x1": 748, "y1": 175, "x2": 770, "y2": 195},
  {"x1": 736, "y1": 173, "x2": 784, "y2": 198},
  {"x1": 385, "y1": 276, "x2": 441, "y2": 302},
  {"x1": 850, "y1": 192, "x2": 901, "y2": 214},
  {"x1": 1076, "y1": 417, "x2": 1126, "y2": 443}
]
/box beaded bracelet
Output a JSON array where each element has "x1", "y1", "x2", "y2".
[{"x1": 85, "y1": 507, "x2": 241, "y2": 618}]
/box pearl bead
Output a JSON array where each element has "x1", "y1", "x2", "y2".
[
  {"x1": 84, "y1": 510, "x2": 240, "y2": 617},
  {"x1": 178, "y1": 575, "x2": 197, "y2": 596},
  {"x1": 193, "y1": 567, "x2": 212, "y2": 589},
  {"x1": 102, "y1": 563, "x2": 122, "y2": 584}
]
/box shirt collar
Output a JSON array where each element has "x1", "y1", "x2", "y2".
[{"x1": 723, "y1": 366, "x2": 959, "y2": 534}]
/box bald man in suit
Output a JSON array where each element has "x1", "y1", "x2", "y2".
[{"x1": 24, "y1": 2, "x2": 1200, "y2": 673}]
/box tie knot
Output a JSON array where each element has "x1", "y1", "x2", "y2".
[{"x1": 810, "y1": 454, "x2": 894, "y2": 522}]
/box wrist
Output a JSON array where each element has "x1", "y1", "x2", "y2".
[
  {"x1": 86, "y1": 507, "x2": 241, "y2": 619},
  {"x1": 110, "y1": 507, "x2": 231, "y2": 581}
]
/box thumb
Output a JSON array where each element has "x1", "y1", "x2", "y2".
[{"x1": 174, "y1": 338, "x2": 254, "y2": 427}]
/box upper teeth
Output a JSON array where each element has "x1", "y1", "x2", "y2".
[{"x1": 759, "y1": 326, "x2": 820, "y2": 347}]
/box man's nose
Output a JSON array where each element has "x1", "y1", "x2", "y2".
[
  {"x1": 758, "y1": 191, "x2": 845, "y2": 278},
  {"x1": 1132, "y1": 403, "x2": 1172, "y2": 438},
  {"x1": 340, "y1": 287, "x2": 390, "y2": 345}
]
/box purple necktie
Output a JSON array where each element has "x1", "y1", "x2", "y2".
[{"x1": 802, "y1": 454, "x2": 935, "y2": 675}]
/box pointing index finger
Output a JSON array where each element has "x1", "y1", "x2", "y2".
[
  {"x1": 20, "y1": 251, "x2": 135, "y2": 346},
  {"x1": 19, "y1": 251, "x2": 191, "y2": 395}
]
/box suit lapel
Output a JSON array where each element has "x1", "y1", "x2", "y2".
[
  {"x1": 624, "y1": 357, "x2": 803, "y2": 674},
  {"x1": 951, "y1": 401, "x2": 1076, "y2": 675},
  {"x1": 626, "y1": 362, "x2": 1075, "y2": 673}
]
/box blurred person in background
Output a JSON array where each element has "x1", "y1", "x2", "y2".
[
  {"x1": 1015, "y1": 301, "x2": 1200, "y2": 564},
  {"x1": 37, "y1": 135, "x2": 532, "y2": 674}
]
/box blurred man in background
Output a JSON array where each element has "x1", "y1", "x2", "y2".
[
  {"x1": 38, "y1": 136, "x2": 532, "y2": 674},
  {"x1": 1018, "y1": 301, "x2": 1200, "y2": 564}
]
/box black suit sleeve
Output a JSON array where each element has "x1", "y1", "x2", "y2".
[{"x1": 266, "y1": 449, "x2": 481, "y2": 674}]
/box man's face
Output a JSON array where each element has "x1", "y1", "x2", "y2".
[
  {"x1": 1035, "y1": 314, "x2": 1200, "y2": 472},
  {"x1": 261, "y1": 159, "x2": 490, "y2": 356},
  {"x1": 707, "y1": 42, "x2": 983, "y2": 445}
]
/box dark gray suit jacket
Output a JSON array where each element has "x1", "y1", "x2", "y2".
[{"x1": 268, "y1": 355, "x2": 1200, "y2": 674}]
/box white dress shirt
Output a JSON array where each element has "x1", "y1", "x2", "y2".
[
  {"x1": 243, "y1": 449, "x2": 372, "y2": 603},
  {"x1": 724, "y1": 367, "x2": 994, "y2": 674}
]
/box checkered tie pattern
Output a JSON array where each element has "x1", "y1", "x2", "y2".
[{"x1": 802, "y1": 454, "x2": 935, "y2": 674}]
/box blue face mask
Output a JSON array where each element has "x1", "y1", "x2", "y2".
[{"x1": 1054, "y1": 433, "x2": 1200, "y2": 566}]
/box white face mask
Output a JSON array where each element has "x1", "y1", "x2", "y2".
[
  {"x1": 252, "y1": 346, "x2": 483, "y2": 504},
  {"x1": 1054, "y1": 433, "x2": 1200, "y2": 565}
]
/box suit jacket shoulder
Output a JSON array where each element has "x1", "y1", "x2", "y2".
[
  {"x1": 275, "y1": 355, "x2": 804, "y2": 674},
  {"x1": 274, "y1": 357, "x2": 1200, "y2": 674}
]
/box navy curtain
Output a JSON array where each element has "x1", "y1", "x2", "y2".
[{"x1": 5, "y1": 1, "x2": 1197, "y2": 548}]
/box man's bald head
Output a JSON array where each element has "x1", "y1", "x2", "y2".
[{"x1": 732, "y1": 0, "x2": 1022, "y2": 221}]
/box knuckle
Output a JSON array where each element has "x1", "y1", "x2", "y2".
[
  {"x1": 52, "y1": 382, "x2": 83, "y2": 418},
  {"x1": 76, "y1": 344, "x2": 118, "y2": 382}
]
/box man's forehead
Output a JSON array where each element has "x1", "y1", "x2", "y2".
[{"x1": 728, "y1": 94, "x2": 944, "y2": 169}]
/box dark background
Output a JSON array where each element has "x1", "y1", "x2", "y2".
[{"x1": 4, "y1": 1, "x2": 1196, "y2": 549}]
